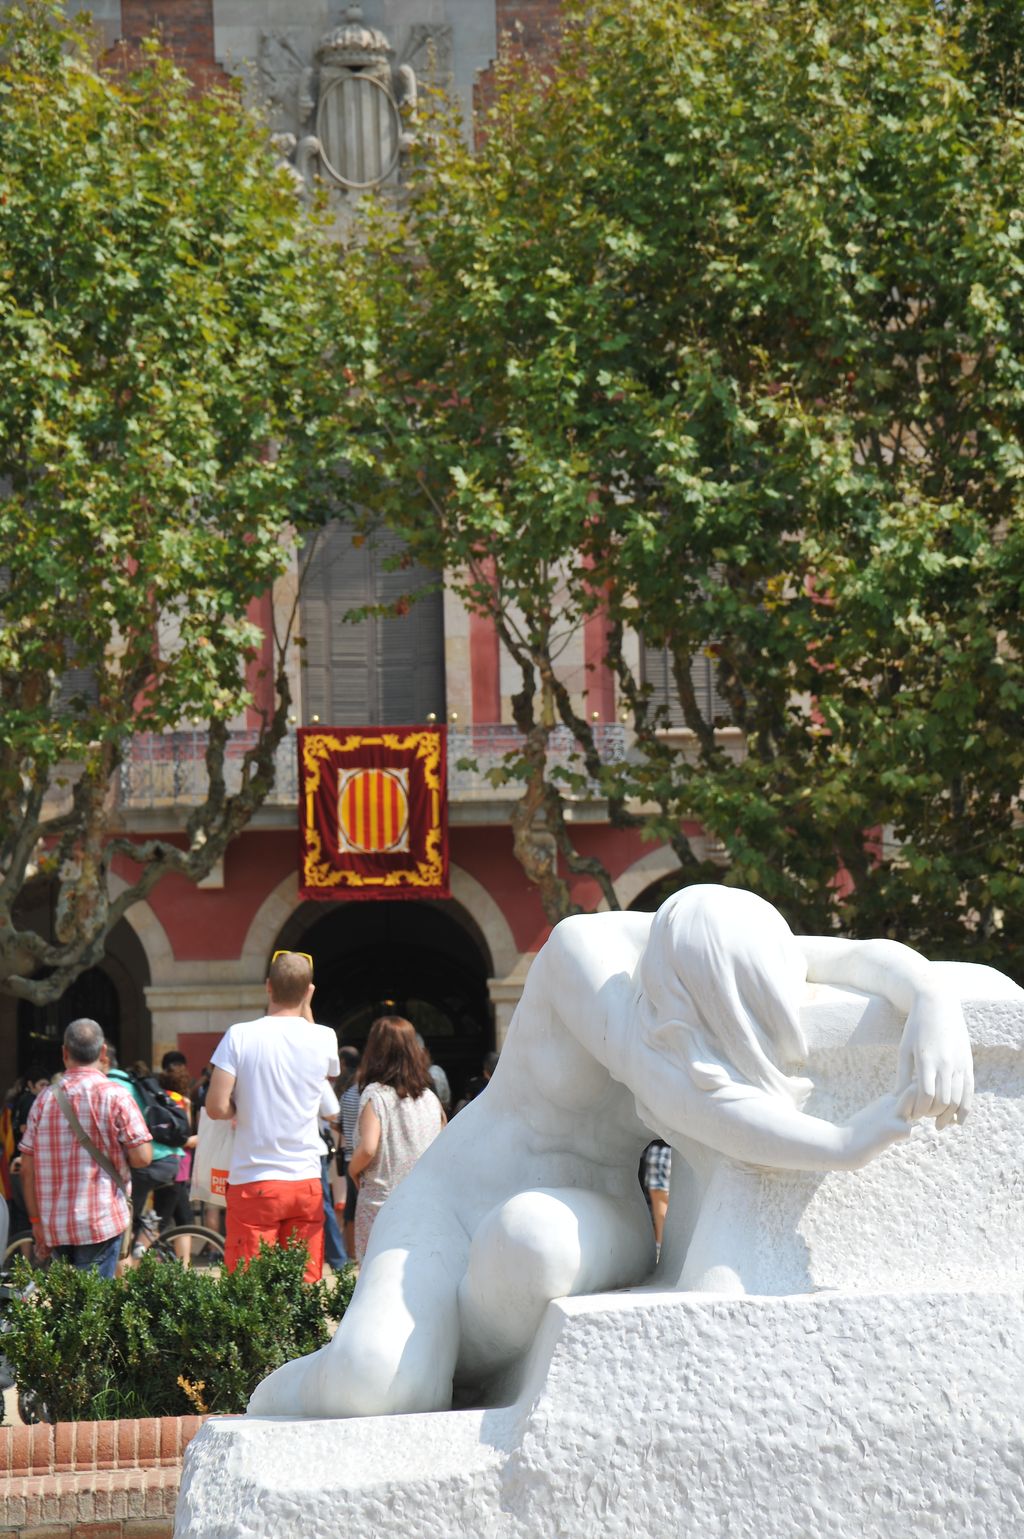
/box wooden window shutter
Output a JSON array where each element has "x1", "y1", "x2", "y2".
[
  {"x1": 300, "y1": 521, "x2": 445, "y2": 725},
  {"x1": 54, "y1": 665, "x2": 99, "y2": 717},
  {"x1": 640, "y1": 641, "x2": 731, "y2": 728}
]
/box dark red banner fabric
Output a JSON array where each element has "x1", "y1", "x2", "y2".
[{"x1": 297, "y1": 727, "x2": 449, "y2": 902}]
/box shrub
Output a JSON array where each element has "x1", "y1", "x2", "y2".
[{"x1": 1, "y1": 1244, "x2": 354, "y2": 1421}]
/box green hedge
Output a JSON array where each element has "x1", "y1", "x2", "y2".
[{"x1": 1, "y1": 1244, "x2": 355, "y2": 1421}]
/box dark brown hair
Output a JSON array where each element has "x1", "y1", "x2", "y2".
[
  {"x1": 160, "y1": 1063, "x2": 193, "y2": 1098},
  {"x1": 358, "y1": 1016, "x2": 431, "y2": 1100}
]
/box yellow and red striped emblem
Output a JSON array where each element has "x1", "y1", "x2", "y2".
[
  {"x1": 299, "y1": 727, "x2": 448, "y2": 900},
  {"x1": 337, "y1": 767, "x2": 410, "y2": 854}
]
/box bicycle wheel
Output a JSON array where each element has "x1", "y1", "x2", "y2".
[
  {"x1": 17, "y1": 1385, "x2": 53, "y2": 1424},
  {"x1": 2, "y1": 1234, "x2": 53, "y2": 1421},
  {"x1": 149, "y1": 1224, "x2": 226, "y2": 1273},
  {"x1": 2, "y1": 1231, "x2": 50, "y2": 1274}
]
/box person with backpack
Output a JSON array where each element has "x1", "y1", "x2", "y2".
[
  {"x1": 156, "y1": 1055, "x2": 201, "y2": 1256},
  {"x1": 105, "y1": 1043, "x2": 191, "y2": 1256}
]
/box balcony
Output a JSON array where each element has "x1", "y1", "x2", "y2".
[
  {"x1": 118, "y1": 731, "x2": 300, "y2": 810},
  {"x1": 447, "y1": 724, "x2": 627, "y2": 801},
  {"x1": 117, "y1": 724, "x2": 630, "y2": 817}
]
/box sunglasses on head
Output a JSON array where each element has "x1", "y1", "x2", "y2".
[{"x1": 271, "y1": 949, "x2": 314, "y2": 981}]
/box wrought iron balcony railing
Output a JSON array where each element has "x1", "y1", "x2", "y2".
[
  {"x1": 118, "y1": 730, "x2": 300, "y2": 809},
  {"x1": 446, "y1": 724, "x2": 627, "y2": 799},
  {"x1": 117, "y1": 724, "x2": 630, "y2": 811}
]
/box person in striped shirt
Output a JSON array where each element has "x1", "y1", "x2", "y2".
[{"x1": 20, "y1": 1019, "x2": 153, "y2": 1278}]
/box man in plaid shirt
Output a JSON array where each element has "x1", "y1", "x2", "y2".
[{"x1": 20, "y1": 1018, "x2": 153, "y2": 1277}]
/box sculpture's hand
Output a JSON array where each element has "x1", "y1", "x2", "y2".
[
  {"x1": 896, "y1": 990, "x2": 974, "y2": 1129},
  {"x1": 839, "y1": 1087, "x2": 916, "y2": 1170},
  {"x1": 800, "y1": 937, "x2": 974, "y2": 1129}
]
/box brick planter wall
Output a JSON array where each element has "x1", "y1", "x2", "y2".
[{"x1": 0, "y1": 1416, "x2": 208, "y2": 1539}]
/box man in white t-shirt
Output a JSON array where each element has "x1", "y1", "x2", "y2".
[{"x1": 206, "y1": 951, "x2": 340, "y2": 1282}]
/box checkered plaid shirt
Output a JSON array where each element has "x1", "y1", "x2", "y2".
[{"x1": 20, "y1": 1066, "x2": 151, "y2": 1247}]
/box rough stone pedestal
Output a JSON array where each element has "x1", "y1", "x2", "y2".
[
  {"x1": 175, "y1": 1286, "x2": 1024, "y2": 1539},
  {"x1": 176, "y1": 976, "x2": 1024, "y2": 1539}
]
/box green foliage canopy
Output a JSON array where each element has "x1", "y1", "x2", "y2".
[
  {"x1": 0, "y1": 3, "x2": 351, "y2": 1002},
  {"x1": 342, "y1": 0, "x2": 1024, "y2": 967}
]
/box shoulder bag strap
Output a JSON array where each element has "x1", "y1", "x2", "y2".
[{"x1": 53, "y1": 1083, "x2": 130, "y2": 1198}]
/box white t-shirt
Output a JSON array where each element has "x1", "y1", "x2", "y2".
[
  {"x1": 318, "y1": 1081, "x2": 340, "y2": 1140},
  {"x1": 212, "y1": 1014, "x2": 340, "y2": 1185}
]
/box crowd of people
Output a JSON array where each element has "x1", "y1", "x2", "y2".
[
  {"x1": 2, "y1": 947, "x2": 674, "y2": 1289},
  {"x1": 1, "y1": 950, "x2": 501, "y2": 1282}
]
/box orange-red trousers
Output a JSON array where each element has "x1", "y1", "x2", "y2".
[{"x1": 224, "y1": 1177, "x2": 324, "y2": 1283}]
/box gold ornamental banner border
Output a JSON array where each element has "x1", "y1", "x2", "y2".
[{"x1": 300, "y1": 730, "x2": 446, "y2": 894}]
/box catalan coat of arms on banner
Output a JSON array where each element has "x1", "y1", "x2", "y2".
[{"x1": 297, "y1": 726, "x2": 449, "y2": 901}]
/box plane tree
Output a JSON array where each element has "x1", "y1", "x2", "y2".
[
  {"x1": 0, "y1": 4, "x2": 352, "y2": 1003},
  {"x1": 343, "y1": 0, "x2": 1024, "y2": 967}
]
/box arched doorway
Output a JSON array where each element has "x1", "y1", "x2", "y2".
[
  {"x1": 627, "y1": 868, "x2": 724, "y2": 914},
  {"x1": 17, "y1": 966, "x2": 120, "y2": 1080},
  {"x1": 15, "y1": 915, "x2": 153, "y2": 1079},
  {"x1": 271, "y1": 900, "x2": 494, "y2": 1105}
]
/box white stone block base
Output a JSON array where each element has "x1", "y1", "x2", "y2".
[{"x1": 176, "y1": 1284, "x2": 1024, "y2": 1539}]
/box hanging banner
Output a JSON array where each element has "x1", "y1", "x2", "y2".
[{"x1": 298, "y1": 726, "x2": 449, "y2": 901}]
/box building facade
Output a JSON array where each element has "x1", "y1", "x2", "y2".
[{"x1": 2, "y1": 0, "x2": 713, "y2": 1102}]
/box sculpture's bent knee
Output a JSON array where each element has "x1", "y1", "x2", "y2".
[
  {"x1": 248, "y1": 1268, "x2": 460, "y2": 1419},
  {"x1": 458, "y1": 1188, "x2": 647, "y2": 1375}
]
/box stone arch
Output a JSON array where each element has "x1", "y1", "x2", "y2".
[
  {"x1": 240, "y1": 863, "x2": 519, "y2": 986},
  {"x1": 13, "y1": 876, "x2": 163, "y2": 1076},
  {"x1": 447, "y1": 865, "x2": 518, "y2": 981},
  {"x1": 613, "y1": 837, "x2": 725, "y2": 912},
  {"x1": 240, "y1": 870, "x2": 301, "y2": 979},
  {"x1": 100, "y1": 879, "x2": 172, "y2": 1065},
  {"x1": 108, "y1": 875, "x2": 176, "y2": 985},
  {"x1": 612, "y1": 846, "x2": 684, "y2": 910},
  {"x1": 240, "y1": 864, "x2": 519, "y2": 1101}
]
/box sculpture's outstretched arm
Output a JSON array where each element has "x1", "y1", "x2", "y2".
[
  {"x1": 546, "y1": 911, "x2": 918, "y2": 1173},
  {"x1": 798, "y1": 937, "x2": 974, "y2": 1127},
  {"x1": 630, "y1": 1043, "x2": 915, "y2": 1174}
]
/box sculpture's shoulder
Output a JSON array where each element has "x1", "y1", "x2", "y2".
[
  {"x1": 540, "y1": 909, "x2": 653, "y2": 980},
  {"x1": 489, "y1": 912, "x2": 651, "y2": 1121},
  {"x1": 507, "y1": 912, "x2": 649, "y2": 1055}
]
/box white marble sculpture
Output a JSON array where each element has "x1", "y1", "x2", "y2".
[{"x1": 249, "y1": 885, "x2": 973, "y2": 1419}]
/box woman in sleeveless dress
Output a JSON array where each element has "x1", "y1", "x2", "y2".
[{"x1": 349, "y1": 1015, "x2": 446, "y2": 1263}]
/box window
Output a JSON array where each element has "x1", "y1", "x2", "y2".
[
  {"x1": 301, "y1": 521, "x2": 445, "y2": 725},
  {"x1": 54, "y1": 661, "x2": 99, "y2": 717},
  {"x1": 641, "y1": 641, "x2": 731, "y2": 729}
]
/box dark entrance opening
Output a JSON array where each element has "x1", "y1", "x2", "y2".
[
  {"x1": 14, "y1": 910, "x2": 153, "y2": 1079},
  {"x1": 272, "y1": 900, "x2": 493, "y2": 1106},
  {"x1": 628, "y1": 868, "x2": 723, "y2": 913},
  {"x1": 17, "y1": 966, "x2": 120, "y2": 1080}
]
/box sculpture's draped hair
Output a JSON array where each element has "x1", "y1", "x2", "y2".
[{"x1": 637, "y1": 886, "x2": 812, "y2": 1107}]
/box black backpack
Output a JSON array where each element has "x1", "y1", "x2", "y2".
[{"x1": 124, "y1": 1070, "x2": 191, "y2": 1148}]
